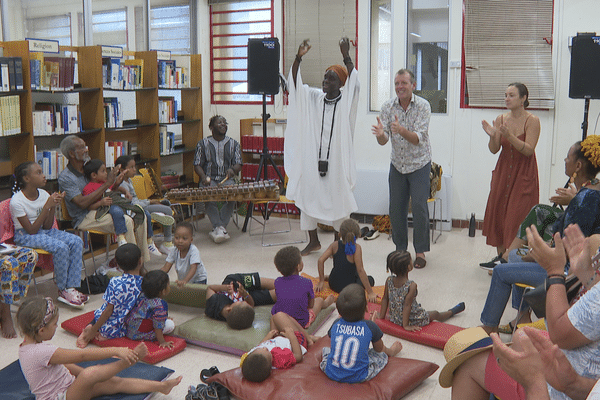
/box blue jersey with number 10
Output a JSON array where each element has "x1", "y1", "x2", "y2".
[{"x1": 325, "y1": 317, "x2": 383, "y2": 383}]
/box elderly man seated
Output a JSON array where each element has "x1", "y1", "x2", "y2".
[{"x1": 57, "y1": 135, "x2": 150, "y2": 262}]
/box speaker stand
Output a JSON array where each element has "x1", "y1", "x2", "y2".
[
  {"x1": 242, "y1": 94, "x2": 285, "y2": 232},
  {"x1": 582, "y1": 96, "x2": 591, "y2": 140}
]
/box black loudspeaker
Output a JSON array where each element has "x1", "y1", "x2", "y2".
[
  {"x1": 569, "y1": 34, "x2": 600, "y2": 99},
  {"x1": 247, "y1": 38, "x2": 280, "y2": 95}
]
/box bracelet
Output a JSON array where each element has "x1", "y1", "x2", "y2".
[
  {"x1": 343, "y1": 56, "x2": 352, "y2": 65},
  {"x1": 546, "y1": 276, "x2": 567, "y2": 290},
  {"x1": 547, "y1": 274, "x2": 566, "y2": 280},
  {"x1": 295, "y1": 55, "x2": 302, "y2": 63},
  {"x1": 520, "y1": 141, "x2": 526, "y2": 152}
]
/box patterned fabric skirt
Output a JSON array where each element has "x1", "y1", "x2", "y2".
[
  {"x1": 1, "y1": 248, "x2": 38, "y2": 304},
  {"x1": 516, "y1": 204, "x2": 563, "y2": 242}
]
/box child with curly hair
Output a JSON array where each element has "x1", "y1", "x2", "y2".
[{"x1": 372, "y1": 251, "x2": 465, "y2": 331}]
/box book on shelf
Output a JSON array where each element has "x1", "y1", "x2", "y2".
[
  {"x1": 0, "y1": 95, "x2": 21, "y2": 136},
  {"x1": 0, "y1": 57, "x2": 23, "y2": 92},
  {"x1": 159, "y1": 125, "x2": 175, "y2": 155},
  {"x1": 34, "y1": 146, "x2": 66, "y2": 180},
  {"x1": 28, "y1": 54, "x2": 75, "y2": 91},
  {"x1": 103, "y1": 97, "x2": 122, "y2": 128},
  {"x1": 102, "y1": 57, "x2": 143, "y2": 90},
  {"x1": 158, "y1": 60, "x2": 188, "y2": 89},
  {"x1": 105, "y1": 141, "x2": 129, "y2": 168},
  {"x1": 158, "y1": 97, "x2": 177, "y2": 123},
  {"x1": 123, "y1": 59, "x2": 144, "y2": 88}
]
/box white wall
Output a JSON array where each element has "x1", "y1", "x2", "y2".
[
  {"x1": 197, "y1": 0, "x2": 600, "y2": 222},
  {"x1": 14, "y1": 0, "x2": 596, "y2": 221}
]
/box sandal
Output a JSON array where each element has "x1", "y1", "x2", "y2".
[
  {"x1": 497, "y1": 322, "x2": 515, "y2": 334},
  {"x1": 200, "y1": 366, "x2": 221, "y2": 383},
  {"x1": 414, "y1": 256, "x2": 427, "y2": 269}
]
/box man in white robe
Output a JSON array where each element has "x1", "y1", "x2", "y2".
[{"x1": 284, "y1": 37, "x2": 360, "y2": 255}]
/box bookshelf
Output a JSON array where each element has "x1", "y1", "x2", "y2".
[{"x1": 0, "y1": 42, "x2": 203, "y2": 188}]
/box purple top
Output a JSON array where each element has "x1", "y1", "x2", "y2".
[{"x1": 271, "y1": 274, "x2": 314, "y2": 327}]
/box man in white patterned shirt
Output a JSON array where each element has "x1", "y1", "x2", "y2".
[{"x1": 372, "y1": 69, "x2": 432, "y2": 268}]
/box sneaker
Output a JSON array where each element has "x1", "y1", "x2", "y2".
[
  {"x1": 221, "y1": 227, "x2": 230, "y2": 241},
  {"x1": 118, "y1": 238, "x2": 128, "y2": 247},
  {"x1": 479, "y1": 255, "x2": 507, "y2": 271},
  {"x1": 213, "y1": 226, "x2": 228, "y2": 244},
  {"x1": 159, "y1": 241, "x2": 174, "y2": 255},
  {"x1": 75, "y1": 289, "x2": 89, "y2": 303},
  {"x1": 209, "y1": 229, "x2": 219, "y2": 243},
  {"x1": 151, "y1": 212, "x2": 175, "y2": 226},
  {"x1": 58, "y1": 289, "x2": 84, "y2": 309},
  {"x1": 148, "y1": 243, "x2": 163, "y2": 257}
]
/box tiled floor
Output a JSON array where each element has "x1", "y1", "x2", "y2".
[{"x1": 0, "y1": 215, "x2": 517, "y2": 399}]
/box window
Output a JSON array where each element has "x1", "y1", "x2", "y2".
[
  {"x1": 210, "y1": 0, "x2": 274, "y2": 104},
  {"x1": 407, "y1": 0, "x2": 448, "y2": 114},
  {"x1": 462, "y1": 0, "x2": 554, "y2": 109},
  {"x1": 26, "y1": 14, "x2": 72, "y2": 46},
  {"x1": 284, "y1": 0, "x2": 357, "y2": 89},
  {"x1": 93, "y1": 9, "x2": 128, "y2": 49},
  {"x1": 150, "y1": 4, "x2": 191, "y2": 54},
  {"x1": 369, "y1": 0, "x2": 391, "y2": 111}
]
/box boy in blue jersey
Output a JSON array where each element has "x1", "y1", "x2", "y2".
[{"x1": 320, "y1": 284, "x2": 402, "y2": 383}]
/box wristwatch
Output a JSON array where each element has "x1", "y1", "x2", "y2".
[{"x1": 546, "y1": 276, "x2": 566, "y2": 290}]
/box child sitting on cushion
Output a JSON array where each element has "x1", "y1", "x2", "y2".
[
  {"x1": 320, "y1": 284, "x2": 403, "y2": 383},
  {"x1": 161, "y1": 222, "x2": 207, "y2": 286},
  {"x1": 371, "y1": 251, "x2": 465, "y2": 331},
  {"x1": 241, "y1": 311, "x2": 316, "y2": 382},
  {"x1": 271, "y1": 246, "x2": 334, "y2": 329},
  {"x1": 204, "y1": 272, "x2": 275, "y2": 330},
  {"x1": 317, "y1": 219, "x2": 377, "y2": 302},
  {"x1": 17, "y1": 297, "x2": 182, "y2": 399},
  {"x1": 125, "y1": 270, "x2": 175, "y2": 348},
  {"x1": 77, "y1": 244, "x2": 144, "y2": 348}
]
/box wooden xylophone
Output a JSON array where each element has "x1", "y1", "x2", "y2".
[{"x1": 166, "y1": 180, "x2": 280, "y2": 203}]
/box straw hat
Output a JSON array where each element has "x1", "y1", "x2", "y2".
[{"x1": 438, "y1": 327, "x2": 494, "y2": 388}]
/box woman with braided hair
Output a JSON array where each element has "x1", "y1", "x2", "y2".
[{"x1": 479, "y1": 137, "x2": 600, "y2": 334}]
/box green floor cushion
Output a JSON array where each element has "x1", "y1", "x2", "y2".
[
  {"x1": 164, "y1": 282, "x2": 207, "y2": 309},
  {"x1": 173, "y1": 304, "x2": 336, "y2": 356}
]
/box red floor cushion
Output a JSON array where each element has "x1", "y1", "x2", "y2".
[
  {"x1": 207, "y1": 336, "x2": 438, "y2": 400},
  {"x1": 301, "y1": 273, "x2": 386, "y2": 303},
  {"x1": 364, "y1": 303, "x2": 464, "y2": 349},
  {"x1": 61, "y1": 311, "x2": 186, "y2": 364}
]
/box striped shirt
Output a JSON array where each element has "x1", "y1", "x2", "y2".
[{"x1": 193, "y1": 136, "x2": 242, "y2": 181}]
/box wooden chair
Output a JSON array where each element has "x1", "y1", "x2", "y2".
[{"x1": 60, "y1": 199, "x2": 111, "y2": 277}]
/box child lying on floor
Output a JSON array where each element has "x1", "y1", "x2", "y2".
[{"x1": 240, "y1": 311, "x2": 317, "y2": 382}]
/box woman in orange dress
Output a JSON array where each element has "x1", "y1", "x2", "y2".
[{"x1": 481, "y1": 83, "x2": 540, "y2": 266}]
